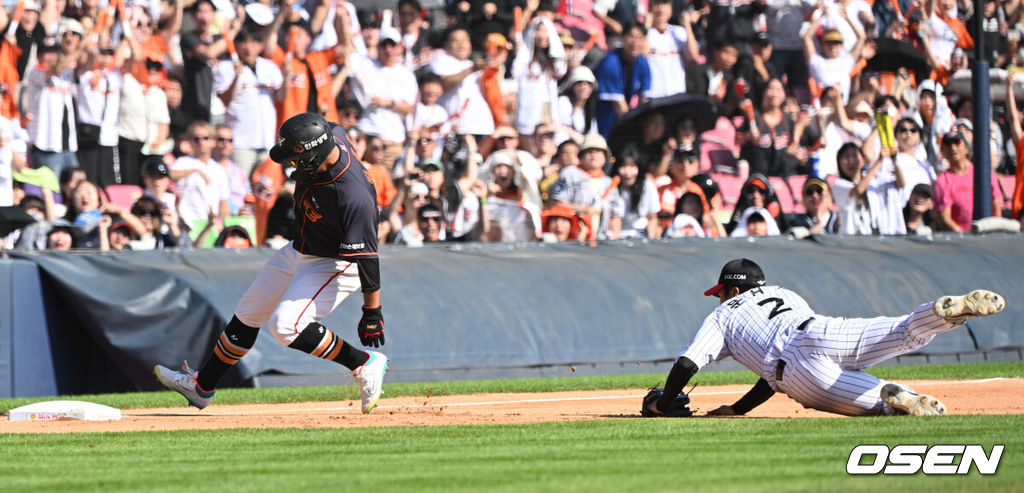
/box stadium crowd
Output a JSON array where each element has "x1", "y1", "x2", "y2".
[{"x1": 0, "y1": 0, "x2": 1022, "y2": 252}]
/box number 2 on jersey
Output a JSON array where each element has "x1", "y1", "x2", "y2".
[{"x1": 758, "y1": 297, "x2": 792, "y2": 319}]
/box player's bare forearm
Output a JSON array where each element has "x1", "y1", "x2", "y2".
[{"x1": 362, "y1": 290, "x2": 380, "y2": 308}]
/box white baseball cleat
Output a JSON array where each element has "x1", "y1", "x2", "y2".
[
  {"x1": 352, "y1": 351, "x2": 388, "y2": 414},
  {"x1": 933, "y1": 290, "x2": 1005, "y2": 322},
  {"x1": 881, "y1": 383, "x2": 945, "y2": 416},
  {"x1": 154, "y1": 362, "x2": 215, "y2": 410}
]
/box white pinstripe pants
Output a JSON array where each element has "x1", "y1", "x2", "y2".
[
  {"x1": 776, "y1": 303, "x2": 959, "y2": 416},
  {"x1": 233, "y1": 242, "x2": 362, "y2": 346}
]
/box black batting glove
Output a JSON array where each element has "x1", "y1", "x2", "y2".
[{"x1": 357, "y1": 305, "x2": 385, "y2": 347}]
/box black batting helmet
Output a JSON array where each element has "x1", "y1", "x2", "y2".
[{"x1": 269, "y1": 112, "x2": 335, "y2": 173}]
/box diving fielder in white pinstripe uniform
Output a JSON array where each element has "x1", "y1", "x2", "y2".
[{"x1": 644, "y1": 258, "x2": 1006, "y2": 417}]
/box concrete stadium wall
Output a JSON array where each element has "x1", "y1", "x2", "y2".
[{"x1": 1, "y1": 234, "x2": 1022, "y2": 398}]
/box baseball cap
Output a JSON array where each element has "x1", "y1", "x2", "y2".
[
  {"x1": 409, "y1": 181, "x2": 430, "y2": 196},
  {"x1": 109, "y1": 221, "x2": 132, "y2": 235},
  {"x1": 954, "y1": 118, "x2": 973, "y2": 132},
  {"x1": 39, "y1": 35, "x2": 59, "y2": 52},
  {"x1": 822, "y1": 29, "x2": 843, "y2": 43},
  {"x1": 853, "y1": 100, "x2": 873, "y2": 116},
  {"x1": 60, "y1": 19, "x2": 85, "y2": 37},
  {"x1": 578, "y1": 134, "x2": 610, "y2": 156},
  {"x1": 419, "y1": 158, "x2": 444, "y2": 172},
  {"x1": 379, "y1": 27, "x2": 402, "y2": 45},
  {"x1": 941, "y1": 130, "x2": 966, "y2": 146},
  {"x1": 704, "y1": 258, "x2": 767, "y2": 297},
  {"x1": 802, "y1": 177, "x2": 829, "y2": 195},
  {"x1": 753, "y1": 31, "x2": 771, "y2": 46},
  {"x1": 24, "y1": 0, "x2": 41, "y2": 12},
  {"x1": 143, "y1": 158, "x2": 170, "y2": 178},
  {"x1": 417, "y1": 203, "x2": 443, "y2": 220},
  {"x1": 673, "y1": 146, "x2": 699, "y2": 162}
]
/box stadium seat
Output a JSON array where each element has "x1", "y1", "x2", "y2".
[
  {"x1": 769, "y1": 176, "x2": 799, "y2": 214},
  {"x1": 786, "y1": 174, "x2": 808, "y2": 214},
  {"x1": 105, "y1": 184, "x2": 144, "y2": 210},
  {"x1": 997, "y1": 173, "x2": 1016, "y2": 201},
  {"x1": 711, "y1": 172, "x2": 745, "y2": 210}
]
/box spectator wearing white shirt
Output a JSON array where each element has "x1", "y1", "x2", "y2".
[
  {"x1": 213, "y1": 29, "x2": 283, "y2": 177},
  {"x1": 342, "y1": 26, "x2": 418, "y2": 172},
  {"x1": 26, "y1": 35, "x2": 82, "y2": 178},
  {"x1": 75, "y1": 46, "x2": 121, "y2": 188},
  {"x1": 511, "y1": 16, "x2": 567, "y2": 139},
  {"x1": 646, "y1": 0, "x2": 700, "y2": 98},
  {"x1": 170, "y1": 121, "x2": 229, "y2": 227},
  {"x1": 802, "y1": 6, "x2": 866, "y2": 105},
  {"x1": 556, "y1": 66, "x2": 599, "y2": 145},
  {"x1": 405, "y1": 73, "x2": 449, "y2": 160},
  {"x1": 428, "y1": 25, "x2": 494, "y2": 139}
]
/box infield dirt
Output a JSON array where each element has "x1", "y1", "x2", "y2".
[{"x1": 2, "y1": 378, "x2": 1022, "y2": 434}]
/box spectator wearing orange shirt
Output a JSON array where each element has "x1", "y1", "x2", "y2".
[
  {"x1": 362, "y1": 135, "x2": 398, "y2": 209},
  {"x1": 268, "y1": 10, "x2": 348, "y2": 131}
]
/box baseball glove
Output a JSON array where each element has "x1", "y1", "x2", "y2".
[{"x1": 641, "y1": 387, "x2": 693, "y2": 417}]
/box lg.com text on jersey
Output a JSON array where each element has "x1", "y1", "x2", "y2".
[{"x1": 846, "y1": 444, "x2": 1004, "y2": 475}]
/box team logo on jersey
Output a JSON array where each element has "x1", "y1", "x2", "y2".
[
  {"x1": 302, "y1": 199, "x2": 322, "y2": 222},
  {"x1": 340, "y1": 242, "x2": 365, "y2": 250}
]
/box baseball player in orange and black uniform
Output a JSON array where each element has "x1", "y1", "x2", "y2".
[{"x1": 156, "y1": 112, "x2": 389, "y2": 414}]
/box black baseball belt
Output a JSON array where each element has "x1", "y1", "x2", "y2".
[{"x1": 775, "y1": 317, "x2": 815, "y2": 382}]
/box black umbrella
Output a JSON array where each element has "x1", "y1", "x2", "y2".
[
  {"x1": 608, "y1": 93, "x2": 721, "y2": 157},
  {"x1": 0, "y1": 206, "x2": 36, "y2": 237},
  {"x1": 863, "y1": 38, "x2": 931, "y2": 82}
]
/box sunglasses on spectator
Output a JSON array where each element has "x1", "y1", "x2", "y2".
[
  {"x1": 896, "y1": 126, "x2": 919, "y2": 134},
  {"x1": 538, "y1": 132, "x2": 555, "y2": 139},
  {"x1": 804, "y1": 188, "x2": 824, "y2": 197},
  {"x1": 217, "y1": 136, "x2": 232, "y2": 143},
  {"x1": 496, "y1": 136, "x2": 516, "y2": 142},
  {"x1": 370, "y1": 145, "x2": 384, "y2": 151},
  {"x1": 134, "y1": 209, "x2": 161, "y2": 218}
]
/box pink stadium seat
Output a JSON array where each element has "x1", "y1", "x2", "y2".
[
  {"x1": 711, "y1": 172, "x2": 745, "y2": 210},
  {"x1": 769, "y1": 176, "x2": 799, "y2": 214},
  {"x1": 700, "y1": 117, "x2": 740, "y2": 175},
  {"x1": 786, "y1": 174, "x2": 808, "y2": 214},
  {"x1": 996, "y1": 173, "x2": 1016, "y2": 201},
  {"x1": 105, "y1": 184, "x2": 144, "y2": 210}
]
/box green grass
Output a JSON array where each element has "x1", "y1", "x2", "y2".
[
  {"x1": 2, "y1": 361, "x2": 1022, "y2": 414},
  {"x1": 0, "y1": 416, "x2": 1020, "y2": 492}
]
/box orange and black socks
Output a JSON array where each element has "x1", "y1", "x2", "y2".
[
  {"x1": 196, "y1": 316, "x2": 259, "y2": 391},
  {"x1": 288, "y1": 322, "x2": 369, "y2": 370}
]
